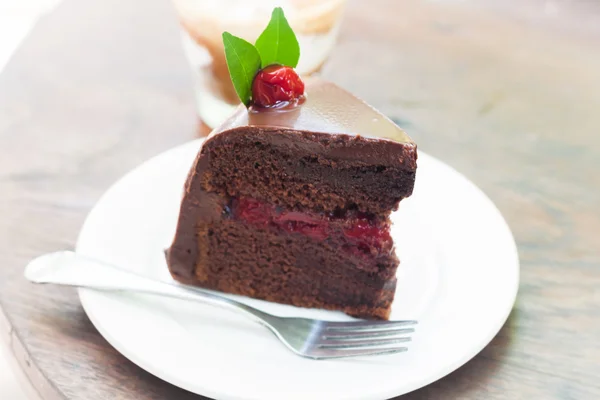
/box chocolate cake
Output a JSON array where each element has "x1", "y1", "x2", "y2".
[{"x1": 166, "y1": 78, "x2": 417, "y2": 319}]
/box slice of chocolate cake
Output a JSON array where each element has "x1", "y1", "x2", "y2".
[
  {"x1": 167, "y1": 78, "x2": 416, "y2": 319},
  {"x1": 167, "y1": 8, "x2": 416, "y2": 319}
]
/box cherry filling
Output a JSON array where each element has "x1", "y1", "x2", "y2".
[{"x1": 229, "y1": 198, "x2": 393, "y2": 256}]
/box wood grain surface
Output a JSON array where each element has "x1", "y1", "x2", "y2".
[{"x1": 1, "y1": 0, "x2": 599, "y2": 399}]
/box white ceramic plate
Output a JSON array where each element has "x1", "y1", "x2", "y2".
[{"x1": 77, "y1": 139, "x2": 519, "y2": 400}]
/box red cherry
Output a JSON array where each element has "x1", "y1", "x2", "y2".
[{"x1": 251, "y1": 65, "x2": 305, "y2": 107}]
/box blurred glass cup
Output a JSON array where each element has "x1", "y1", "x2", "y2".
[{"x1": 172, "y1": 0, "x2": 347, "y2": 131}]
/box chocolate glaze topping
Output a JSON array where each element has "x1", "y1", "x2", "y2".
[{"x1": 207, "y1": 78, "x2": 417, "y2": 169}]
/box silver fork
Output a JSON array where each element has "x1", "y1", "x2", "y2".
[{"x1": 25, "y1": 251, "x2": 417, "y2": 359}]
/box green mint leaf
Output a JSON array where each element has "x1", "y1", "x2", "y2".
[
  {"x1": 255, "y1": 7, "x2": 300, "y2": 68},
  {"x1": 222, "y1": 32, "x2": 262, "y2": 105}
]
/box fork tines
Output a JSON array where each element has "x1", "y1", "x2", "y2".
[{"x1": 312, "y1": 320, "x2": 417, "y2": 358}]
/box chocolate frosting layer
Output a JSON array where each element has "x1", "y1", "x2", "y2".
[{"x1": 206, "y1": 78, "x2": 417, "y2": 169}]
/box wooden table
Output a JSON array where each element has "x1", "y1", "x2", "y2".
[{"x1": 1, "y1": 0, "x2": 599, "y2": 398}]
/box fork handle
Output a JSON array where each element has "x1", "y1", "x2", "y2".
[{"x1": 25, "y1": 251, "x2": 270, "y2": 323}]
